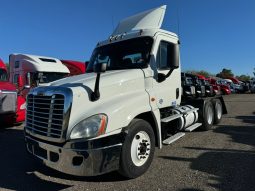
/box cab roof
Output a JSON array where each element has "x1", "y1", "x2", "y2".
[
  {"x1": 10, "y1": 54, "x2": 70, "y2": 73},
  {"x1": 97, "y1": 5, "x2": 178, "y2": 48}
]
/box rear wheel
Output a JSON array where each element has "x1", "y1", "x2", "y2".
[
  {"x1": 118, "y1": 119, "x2": 155, "y2": 179},
  {"x1": 201, "y1": 101, "x2": 215, "y2": 130},
  {"x1": 213, "y1": 99, "x2": 222, "y2": 124}
]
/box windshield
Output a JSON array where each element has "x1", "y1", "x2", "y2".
[
  {"x1": 185, "y1": 77, "x2": 193, "y2": 85},
  {"x1": 87, "y1": 37, "x2": 153, "y2": 72},
  {"x1": 0, "y1": 69, "x2": 8, "y2": 81},
  {"x1": 34, "y1": 72, "x2": 68, "y2": 84},
  {"x1": 204, "y1": 80, "x2": 210, "y2": 85},
  {"x1": 218, "y1": 80, "x2": 228, "y2": 85}
]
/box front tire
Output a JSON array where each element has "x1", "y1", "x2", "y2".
[
  {"x1": 118, "y1": 119, "x2": 155, "y2": 179},
  {"x1": 201, "y1": 101, "x2": 215, "y2": 130}
]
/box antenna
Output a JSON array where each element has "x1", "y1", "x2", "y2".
[
  {"x1": 176, "y1": 1, "x2": 180, "y2": 38},
  {"x1": 111, "y1": 15, "x2": 114, "y2": 31}
]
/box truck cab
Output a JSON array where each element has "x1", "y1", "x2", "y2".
[
  {"x1": 24, "y1": 5, "x2": 226, "y2": 178},
  {"x1": 181, "y1": 73, "x2": 206, "y2": 98},
  {"x1": 9, "y1": 54, "x2": 70, "y2": 97},
  {"x1": 0, "y1": 59, "x2": 26, "y2": 125},
  {"x1": 196, "y1": 74, "x2": 215, "y2": 96}
]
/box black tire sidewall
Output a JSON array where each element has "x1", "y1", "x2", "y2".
[
  {"x1": 119, "y1": 119, "x2": 155, "y2": 179},
  {"x1": 201, "y1": 101, "x2": 215, "y2": 130},
  {"x1": 213, "y1": 99, "x2": 222, "y2": 124}
]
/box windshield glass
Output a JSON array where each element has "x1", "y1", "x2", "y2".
[
  {"x1": 0, "y1": 69, "x2": 8, "y2": 81},
  {"x1": 34, "y1": 72, "x2": 68, "y2": 84},
  {"x1": 87, "y1": 37, "x2": 153, "y2": 72},
  {"x1": 204, "y1": 80, "x2": 210, "y2": 85}
]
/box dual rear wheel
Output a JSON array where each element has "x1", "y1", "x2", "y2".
[{"x1": 201, "y1": 99, "x2": 222, "y2": 130}]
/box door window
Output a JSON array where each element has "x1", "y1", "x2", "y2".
[{"x1": 156, "y1": 41, "x2": 176, "y2": 70}]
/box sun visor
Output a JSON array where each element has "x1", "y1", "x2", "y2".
[{"x1": 112, "y1": 5, "x2": 166, "y2": 36}]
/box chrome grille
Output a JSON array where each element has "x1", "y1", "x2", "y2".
[
  {"x1": 26, "y1": 94, "x2": 65, "y2": 139},
  {"x1": 0, "y1": 91, "x2": 17, "y2": 114}
]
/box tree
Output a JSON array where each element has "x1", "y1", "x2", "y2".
[
  {"x1": 185, "y1": 70, "x2": 214, "y2": 78},
  {"x1": 236, "y1": 75, "x2": 251, "y2": 81},
  {"x1": 216, "y1": 68, "x2": 234, "y2": 78}
]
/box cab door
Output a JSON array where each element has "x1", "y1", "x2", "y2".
[{"x1": 150, "y1": 34, "x2": 181, "y2": 109}]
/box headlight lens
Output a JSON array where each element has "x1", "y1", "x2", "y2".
[
  {"x1": 69, "y1": 114, "x2": 108, "y2": 140},
  {"x1": 20, "y1": 102, "x2": 26, "y2": 110}
]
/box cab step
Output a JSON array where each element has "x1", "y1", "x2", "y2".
[
  {"x1": 185, "y1": 123, "x2": 202, "y2": 132},
  {"x1": 163, "y1": 132, "x2": 185, "y2": 145}
]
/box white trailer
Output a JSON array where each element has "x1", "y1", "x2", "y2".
[{"x1": 24, "y1": 6, "x2": 227, "y2": 178}]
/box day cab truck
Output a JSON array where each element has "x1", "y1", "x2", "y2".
[
  {"x1": 195, "y1": 74, "x2": 215, "y2": 96},
  {"x1": 208, "y1": 77, "x2": 231, "y2": 95},
  {"x1": 24, "y1": 5, "x2": 227, "y2": 179},
  {"x1": 9, "y1": 54, "x2": 70, "y2": 98},
  {"x1": 0, "y1": 59, "x2": 26, "y2": 125}
]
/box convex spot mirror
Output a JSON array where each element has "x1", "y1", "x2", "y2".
[{"x1": 93, "y1": 62, "x2": 107, "y2": 73}]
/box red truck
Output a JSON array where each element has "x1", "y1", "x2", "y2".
[
  {"x1": 61, "y1": 60, "x2": 87, "y2": 76},
  {"x1": 0, "y1": 59, "x2": 26, "y2": 125},
  {"x1": 208, "y1": 77, "x2": 231, "y2": 95},
  {"x1": 196, "y1": 74, "x2": 221, "y2": 95}
]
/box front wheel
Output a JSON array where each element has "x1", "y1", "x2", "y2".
[{"x1": 118, "y1": 119, "x2": 155, "y2": 179}]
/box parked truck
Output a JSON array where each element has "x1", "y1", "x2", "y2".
[
  {"x1": 208, "y1": 77, "x2": 231, "y2": 95},
  {"x1": 61, "y1": 60, "x2": 86, "y2": 76},
  {"x1": 0, "y1": 59, "x2": 26, "y2": 125},
  {"x1": 24, "y1": 6, "x2": 227, "y2": 178},
  {"x1": 195, "y1": 74, "x2": 215, "y2": 96},
  {"x1": 9, "y1": 54, "x2": 70, "y2": 97}
]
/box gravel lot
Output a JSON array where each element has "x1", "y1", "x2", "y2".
[{"x1": 0, "y1": 94, "x2": 254, "y2": 191}]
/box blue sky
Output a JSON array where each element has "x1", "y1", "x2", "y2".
[{"x1": 0, "y1": 0, "x2": 255, "y2": 76}]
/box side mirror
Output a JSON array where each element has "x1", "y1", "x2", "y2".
[
  {"x1": 93, "y1": 62, "x2": 107, "y2": 74},
  {"x1": 17, "y1": 75, "x2": 24, "y2": 88},
  {"x1": 168, "y1": 43, "x2": 179, "y2": 69}
]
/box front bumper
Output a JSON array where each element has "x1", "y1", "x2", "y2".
[{"x1": 25, "y1": 133, "x2": 123, "y2": 176}]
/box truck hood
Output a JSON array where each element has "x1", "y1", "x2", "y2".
[
  {"x1": 50, "y1": 69, "x2": 145, "y2": 94},
  {"x1": 0, "y1": 81, "x2": 16, "y2": 91},
  {"x1": 48, "y1": 69, "x2": 147, "y2": 133}
]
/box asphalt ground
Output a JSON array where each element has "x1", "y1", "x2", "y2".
[{"x1": 0, "y1": 94, "x2": 254, "y2": 191}]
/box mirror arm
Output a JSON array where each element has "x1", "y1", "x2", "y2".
[
  {"x1": 91, "y1": 73, "x2": 101, "y2": 101},
  {"x1": 165, "y1": 68, "x2": 174, "y2": 78}
]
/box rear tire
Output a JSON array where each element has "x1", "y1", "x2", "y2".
[
  {"x1": 201, "y1": 101, "x2": 215, "y2": 130},
  {"x1": 213, "y1": 99, "x2": 222, "y2": 124},
  {"x1": 118, "y1": 119, "x2": 155, "y2": 179}
]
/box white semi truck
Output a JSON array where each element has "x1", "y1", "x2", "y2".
[
  {"x1": 9, "y1": 54, "x2": 70, "y2": 96},
  {"x1": 24, "y1": 5, "x2": 227, "y2": 178}
]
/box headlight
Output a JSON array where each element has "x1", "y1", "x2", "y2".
[
  {"x1": 20, "y1": 102, "x2": 26, "y2": 110},
  {"x1": 69, "y1": 114, "x2": 108, "y2": 140}
]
